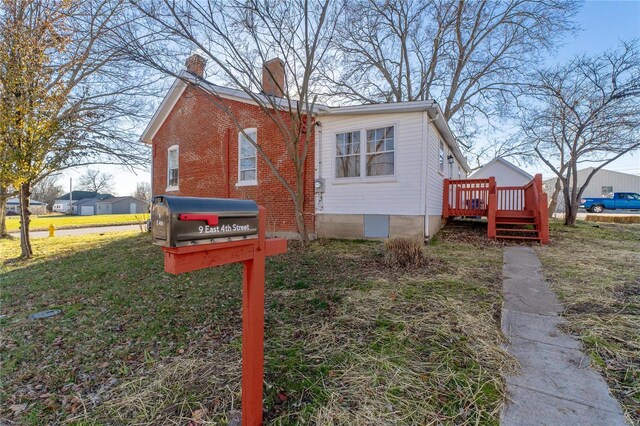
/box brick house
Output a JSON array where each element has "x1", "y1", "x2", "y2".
[
  {"x1": 141, "y1": 56, "x2": 315, "y2": 236},
  {"x1": 143, "y1": 55, "x2": 471, "y2": 240}
]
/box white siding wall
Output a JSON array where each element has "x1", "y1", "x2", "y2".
[
  {"x1": 425, "y1": 121, "x2": 465, "y2": 216},
  {"x1": 316, "y1": 112, "x2": 426, "y2": 215},
  {"x1": 471, "y1": 161, "x2": 531, "y2": 186}
]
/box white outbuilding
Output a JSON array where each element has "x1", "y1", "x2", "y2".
[{"x1": 469, "y1": 157, "x2": 533, "y2": 187}]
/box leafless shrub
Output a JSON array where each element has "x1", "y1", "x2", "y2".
[{"x1": 383, "y1": 237, "x2": 426, "y2": 268}]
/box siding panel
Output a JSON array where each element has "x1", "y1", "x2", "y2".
[{"x1": 316, "y1": 112, "x2": 425, "y2": 215}]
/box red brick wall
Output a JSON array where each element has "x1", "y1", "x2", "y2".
[{"x1": 151, "y1": 86, "x2": 315, "y2": 234}]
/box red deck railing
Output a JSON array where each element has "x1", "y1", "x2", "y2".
[
  {"x1": 442, "y1": 178, "x2": 495, "y2": 217},
  {"x1": 443, "y1": 174, "x2": 549, "y2": 244}
]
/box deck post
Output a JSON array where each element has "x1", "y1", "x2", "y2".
[
  {"x1": 442, "y1": 179, "x2": 450, "y2": 218},
  {"x1": 539, "y1": 192, "x2": 550, "y2": 244},
  {"x1": 487, "y1": 193, "x2": 497, "y2": 240}
]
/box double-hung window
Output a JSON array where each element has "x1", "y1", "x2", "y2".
[
  {"x1": 335, "y1": 131, "x2": 361, "y2": 178},
  {"x1": 439, "y1": 140, "x2": 445, "y2": 174},
  {"x1": 366, "y1": 126, "x2": 394, "y2": 176},
  {"x1": 167, "y1": 145, "x2": 179, "y2": 190},
  {"x1": 238, "y1": 129, "x2": 257, "y2": 185}
]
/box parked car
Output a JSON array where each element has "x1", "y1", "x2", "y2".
[{"x1": 580, "y1": 192, "x2": 640, "y2": 213}]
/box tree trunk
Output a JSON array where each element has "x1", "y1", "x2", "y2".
[
  {"x1": 19, "y1": 182, "x2": 33, "y2": 258},
  {"x1": 547, "y1": 178, "x2": 562, "y2": 218},
  {"x1": 0, "y1": 189, "x2": 8, "y2": 238},
  {"x1": 293, "y1": 176, "x2": 309, "y2": 246},
  {"x1": 563, "y1": 192, "x2": 578, "y2": 226}
]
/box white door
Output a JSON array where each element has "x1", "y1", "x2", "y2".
[
  {"x1": 80, "y1": 206, "x2": 95, "y2": 216},
  {"x1": 129, "y1": 203, "x2": 136, "y2": 214}
]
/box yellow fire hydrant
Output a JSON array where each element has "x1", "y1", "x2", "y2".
[{"x1": 48, "y1": 224, "x2": 55, "y2": 237}]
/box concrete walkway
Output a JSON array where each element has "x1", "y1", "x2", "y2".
[{"x1": 500, "y1": 246, "x2": 627, "y2": 426}]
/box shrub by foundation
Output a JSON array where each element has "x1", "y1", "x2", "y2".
[{"x1": 383, "y1": 237, "x2": 426, "y2": 267}]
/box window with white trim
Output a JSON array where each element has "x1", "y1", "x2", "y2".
[
  {"x1": 238, "y1": 129, "x2": 257, "y2": 184},
  {"x1": 439, "y1": 140, "x2": 445, "y2": 173},
  {"x1": 366, "y1": 126, "x2": 394, "y2": 176},
  {"x1": 458, "y1": 166, "x2": 462, "y2": 179},
  {"x1": 335, "y1": 131, "x2": 361, "y2": 178},
  {"x1": 167, "y1": 145, "x2": 179, "y2": 189},
  {"x1": 448, "y1": 152, "x2": 454, "y2": 178}
]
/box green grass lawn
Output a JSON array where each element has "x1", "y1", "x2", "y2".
[
  {"x1": 5, "y1": 213, "x2": 147, "y2": 232},
  {"x1": 0, "y1": 225, "x2": 514, "y2": 425},
  {"x1": 536, "y1": 221, "x2": 640, "y2": 423}
]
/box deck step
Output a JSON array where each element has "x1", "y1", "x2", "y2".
[
  {"x1": 495, "y1": 221, "x2": 537, "y2": 226},
  {"x1": 495, "y1": 235, "x2": 541, "y2": 240},
  {"x1": 496, "y1": 228, "x2": 540, "y2": 233}
]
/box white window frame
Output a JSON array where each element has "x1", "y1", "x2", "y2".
[
  {"x1": 448, "y1": 151, "x2": 454, "y2": 178},
  {"x1": 237, "y1": 128, "x2": 258, "y2": 186},
  {"x1": 365, "y1": 125, "x2": 396, "y2": 177},
  {"x1": 335, "y1": 129, "x2": 362, "y2": 179},
  {"x1": 166, "y1": 145, "x2": 179, "y2": 191},
  {"x1": 439, "y1": 140, "x2": 445, "y2": 175},
  {"x1": 333, "y1": 123, "x2": 397, "y2": 183}
]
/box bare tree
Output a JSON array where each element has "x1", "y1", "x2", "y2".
[
  {"x1": 325, "y1": 0, "x2": 579, "y2": 151},
  {"x1": 124, "y1": 0, "x2": 340, "y2": 244},
  {"x1": 133, "y1": 181, "x2": 151, "y2": 201},
  {"x1": 0, "y1": 0, "x2": 154, "y2": 258},
  {"x1": 31, "y1": 175, "x2": 64, "y2": 211},
  {"x1": 516, "y1": 42, "x2": 640, "y2": 226},
  {"x1": 77, "y1": 169, "x2": 115, "y2": 194}
]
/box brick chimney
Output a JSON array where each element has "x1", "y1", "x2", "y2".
[
  {"x1": 262, "y1": 58, "x2": 285, "y2": 97},
  {"x1": 185, "y1": 53, "x2": 207, "y2": 78}
]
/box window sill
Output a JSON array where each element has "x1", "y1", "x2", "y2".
[
  {"x1": 166, "y1": 186, "x2": 179, "y2": 192},
  {"x1": 235, "y1": 180, "x2": 258, "y2": 187},
  {"x1": 332, "y1": 176, "x2": 397, "y2": 185}
]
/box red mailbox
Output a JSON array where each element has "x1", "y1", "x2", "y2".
[{"x1": 152, "y1": 196, "x2": 287, "y2": 426}]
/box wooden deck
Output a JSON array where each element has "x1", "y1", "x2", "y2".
[{"x1": 443, "y1": 175, "x2": 549, "y2": 244}]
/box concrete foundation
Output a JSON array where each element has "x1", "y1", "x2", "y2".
[
  {"x1": 426, "y1": 215, "x2": 444, "y2": 238},
  {"x1": 316, "y1": 214, "x2": 425, "y2": 239}
]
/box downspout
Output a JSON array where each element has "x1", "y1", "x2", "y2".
[
  {"x1": 424, "y1": 105, "x2": 440, "y2": 240},
  {"x1": 226, "y1": 128, "x2": 231, "y2": 198}
]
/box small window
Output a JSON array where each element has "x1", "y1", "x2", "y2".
[
  {"x1": 366, "y1": 126, "x2": 394, "y2": 176},
  {"x1": 439, "y1": 140, "x2": 445, "y2": 173},
  {"x1": 336, "y1": 131, "x2": 361, "y2": 178},
  {"x1": 238, "y1": 129, "x2": 257, "y2": 184},
  {"x1": 458, "y1": 166, "x2": 461, "y2": 179},
  {"x1": 167, "y1": 145, "x2": 179, "y2": 189},
  {"x1": 448, "y1": 152, "x2": 454, "y2": 178},
  {"x1": 601, "y1": 186, "x2": 613, "y2": 197}
]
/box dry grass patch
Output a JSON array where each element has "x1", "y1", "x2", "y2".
[
  {"x1": 585, "y1": 214, "x2": 640, "y2": 224},
  {"x1": 1, "y1": 231, "x2": 514, "y2": 425},
  {"x1": 536, "y1": 220, "x2": 640, "y2": 423}
]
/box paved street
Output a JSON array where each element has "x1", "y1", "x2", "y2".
[{"x1": 9, "y1": 224, "x2": 145, "y2": 239}]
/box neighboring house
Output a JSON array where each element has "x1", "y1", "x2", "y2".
[
  {"x1": 96, "y1": 196, "x2": 148, "y2": 215},
  {"x1": 5, "y1": 198, "x2": 47, "y2": 215},
  {"x1": 469, "y1": 157, "x2": 533, "y2": 186},
  {"x1": 71, "y1": 198, "x2": 101, "y2": 216},
  {"x1": 53, "y1": 191, "x2": 112, "y2": 213},
  {"x1": 142, "y1": 54, "x2": 470, "y2": 240},
  {"x1": 544, "y1": 167, "x2": 640, "y2": 212}
]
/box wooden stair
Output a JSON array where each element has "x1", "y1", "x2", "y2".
[{"x1": 494, "y1": 215, "x2": 541, "y2": 242}]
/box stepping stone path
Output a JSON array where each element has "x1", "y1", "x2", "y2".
[{"x1": 500, "y1": 246, "x2": 628, "y2": 426}]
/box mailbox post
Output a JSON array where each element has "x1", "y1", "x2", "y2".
[{"x1": 151, "y1": 196, "x2": 287, "y2": 426}]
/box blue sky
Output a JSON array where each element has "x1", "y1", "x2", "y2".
[
  {"x1": 65, "y1": 0, "x2": 640, "y2": 196},
  {"x1": 525, "y1": 0, "x2": 640, "y2": 178}
]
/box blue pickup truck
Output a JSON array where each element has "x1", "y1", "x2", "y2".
[{"x1": 580, "y1": 192, "x2": 640, "y2": 213}]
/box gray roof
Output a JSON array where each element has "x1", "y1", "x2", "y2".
[{"x1": 7, "y1": 197, "x2": 46, "y2": 205}]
